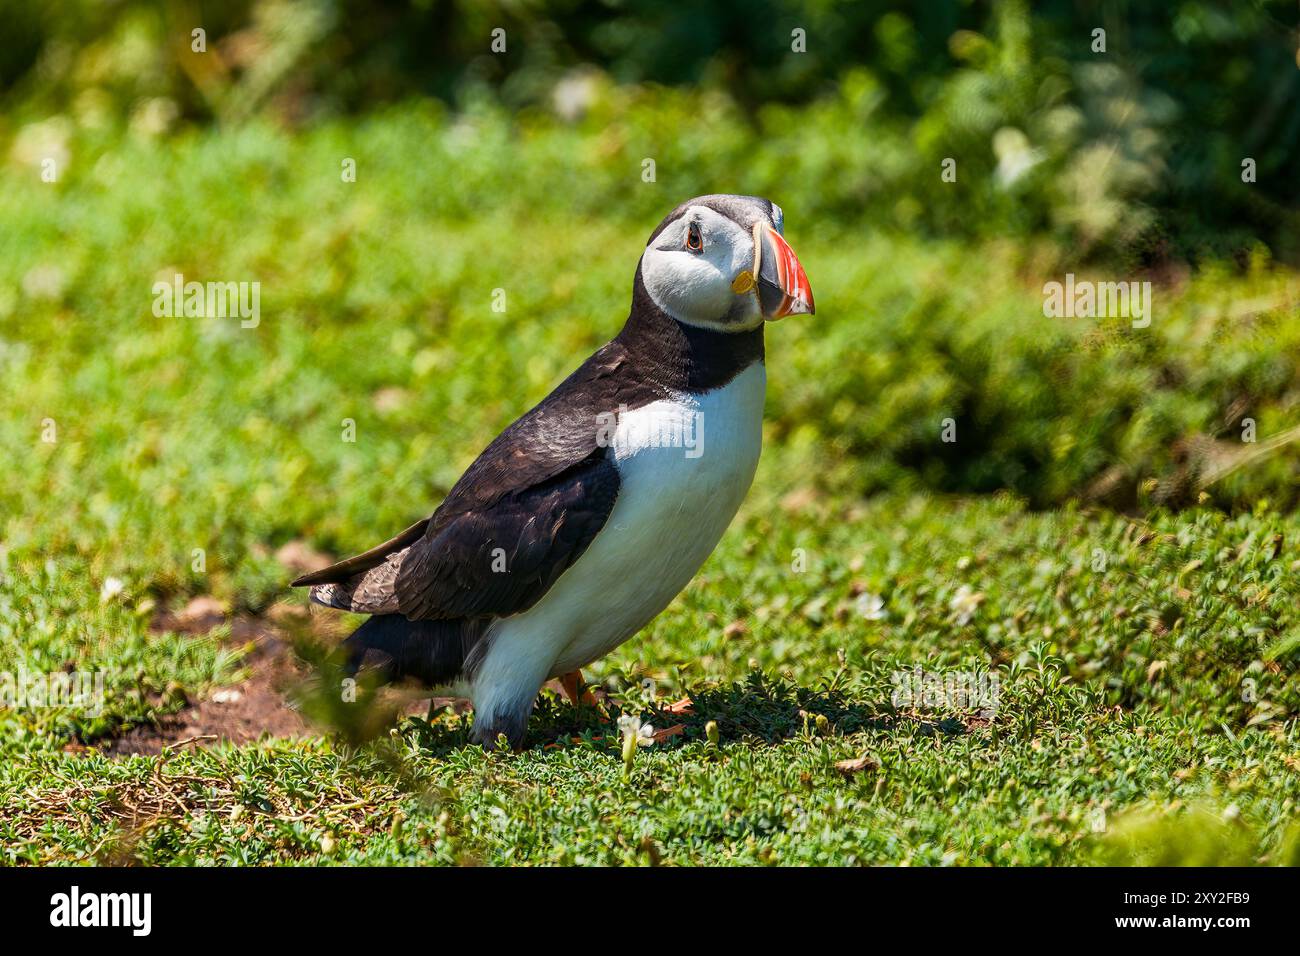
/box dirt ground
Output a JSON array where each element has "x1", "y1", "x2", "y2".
[
  {"x1": 100, "y1": 604, "x2": 317, "y2": 755},
  {"x1": 96, "y1": 597, "x2": 603, "y2": 756}
]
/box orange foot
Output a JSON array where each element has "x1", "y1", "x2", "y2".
[
  {"x1": 652, "y1": 723, "x2": 686, "y2": 743},
  {"x1": 558, "y1": 669, "x2": 607, "y2": 719}
]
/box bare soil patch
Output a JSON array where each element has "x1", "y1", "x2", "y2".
[
  {"x1": 100, "y1": 599, "x2": 477, "y2": 756},
  {"x1": 102, "y1": 606, "x2": 314, "y2": 756}
]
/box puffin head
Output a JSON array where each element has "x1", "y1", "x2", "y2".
[{"x1": 639, "y1": 194, "x2": 814, "y2": 333}]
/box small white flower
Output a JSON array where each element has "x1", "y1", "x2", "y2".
[
  {"x1": 949, "y1": 585, "x2": 983, "y2": 625},
  {"x1": 857, "y1": 593, "x2": 886, "y2": 621},
  {"x1": 617, "y1": 713, "x2": 656, "y2": 748},
  {"x1": 99, "y1": 577, "x2": 125, "y2": 603}
]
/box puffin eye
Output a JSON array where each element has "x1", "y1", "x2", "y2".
[{"x1": 685, "y1": 222, "x2": 703, "y2": 253}]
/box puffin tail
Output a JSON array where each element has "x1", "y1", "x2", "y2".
[{"x1": 341, "y1": 614, "x2": 481, "y2": 688}]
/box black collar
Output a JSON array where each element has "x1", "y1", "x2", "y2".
[{"x1": 616, "y1": 264, "x2": 765, "y2": 394}]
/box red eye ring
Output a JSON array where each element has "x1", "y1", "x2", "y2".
[{"x1": 685, "y1": 222, "x2": 703, "y2": 253}]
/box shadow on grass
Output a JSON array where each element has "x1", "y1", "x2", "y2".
[
  {"x1": 288, "y1": 624, "x2": 970, "y2": 760},
  {"x1": 409, "y1": 670, "x2": 969, "y2": 756},
  {"x1": 646, "y1": 671, "x2": 969, "y2": 744}
]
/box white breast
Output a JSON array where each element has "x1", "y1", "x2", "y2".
[{"x1": 471, "y1": 362, "x2": 766, "y2": 704}]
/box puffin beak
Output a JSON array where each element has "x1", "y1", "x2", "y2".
[{"x1": 754, "y1": 223, "x2": 814, "y2": 319}]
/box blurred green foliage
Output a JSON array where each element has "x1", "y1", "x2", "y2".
[
  {"x1": 2, "y1": 0, "x2": 1297, "y2": 262},
  {"x1": 1090, "y1": 801, "x2": 1300, "y2": 866},
  {"x1": 3, "y1": 106, "x2": 1297, "y2": 519}
]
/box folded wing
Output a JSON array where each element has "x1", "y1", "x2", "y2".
[{"x1": 291, "y1": 342, "x2": 634, "y2": 621}]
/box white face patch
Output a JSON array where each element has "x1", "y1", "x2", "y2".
[{"x1": 640, "y1": 206, "x2": 764, "y2": 331}]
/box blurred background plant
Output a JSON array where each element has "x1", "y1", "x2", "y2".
[
  {"x1": 1, "y1": 0, "x2": 1297, "y2": 514},
  {"x1": 3, "y1": 0, "x2": 1297, "y2": 263},
  {"x1": 1088, "y1": 800, "x2": 1300, "y2": 866}
]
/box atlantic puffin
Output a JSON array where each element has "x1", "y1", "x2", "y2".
[{"x1": 292, "y1": 194, "x2": 814, "y2": 749}]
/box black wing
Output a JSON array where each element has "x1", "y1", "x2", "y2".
[
  {"x1": 292, "y1": 341, "x2": 651, "y2": 619},
  {"x1": 393, "y1": 448, "x2": 618, "y2": 619}
]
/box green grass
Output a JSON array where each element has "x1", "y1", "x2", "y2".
[
  {"x1": 1, "y1": 106, "x2": 1298, "y2": 865},
  {"x1": 4, "y1": 493, "x2": 1299, "y2": 865}
]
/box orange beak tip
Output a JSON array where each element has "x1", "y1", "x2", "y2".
[{"x1": 757, "y1": 224, "x2": 814, "y2": 320}]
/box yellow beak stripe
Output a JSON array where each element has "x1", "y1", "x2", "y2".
[{"x1": 731, "y1": 270, "x2": 755, "y2": 294}]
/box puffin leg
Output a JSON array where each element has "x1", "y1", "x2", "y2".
[
  {"x1": 467, "y1": 706, "x2": 531, "y2": 752},
  {"x1": 468, "y1": 649, "x2": 552, "y2": 752},
  {"x1": 558, "y1": 669, "x2": 601, "y2": 708}
]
